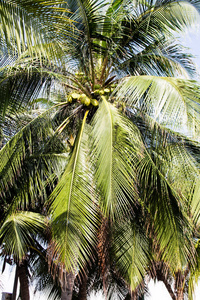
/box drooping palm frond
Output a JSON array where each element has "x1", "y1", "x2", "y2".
[
  {"x1": 135, "y1": 133, "x2": 196, "y2": 273},
  {"x1": 50, "y1": 110, "x2": 98, "y2": 272},
  {"x1": 91, "y1": 97, "x2": 140, "y2": 218},
  {"x1": 0, "y1": 56, "x2": 91, "y2": 115},
  {"x1": 0, "y1": 67, "x2": 47, "y2": 115},
  {"x1": 0, "y1": 104, "x2": 70, "y2": 218},
  {"x1": 116, "y1": 76, "x2": 200, "y2": 139},
  {"x1": 0, "y1": 211, "x2": 45, "y2": 261},
  {"x1": 101, "y1": 0, "x2": 200, "y2": 80},
  {"x1": 189, "y1": 179, "x2": 200, "y2": 227},
  {"x1": 124, "y1": 111, "x2": 200, "y2": 296},
  {"x1": 187, "y1": 239, "x2": 200, "y2": 300},
  {"x1": 116, "y1": 40, "x2": 197, "y2": 77},
  {"x1": 118, "y1": 0, "x2": 200, "y2": 46},
  {"x1": 0, "y1": 0, "x2": 74, "y2": 58},
  {"x1": 112, "y1": 208, "x2": 150, "y2": 292},
  {"x1": 127, "y1": 112, "x2": 200, "y2": 198}
]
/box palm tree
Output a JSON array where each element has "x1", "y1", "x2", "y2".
[
  {"x1": 0, "y1": 103, "x2": 67, "y2": 300},
  {"x1": 0, "y1": 211, "x2": 45, "y2": 300},
  {"x1": 1, "y1": 0, "x2": 200, "y2": 299}
]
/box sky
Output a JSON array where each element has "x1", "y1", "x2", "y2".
[
  {"x1": 179, "y1": 24, "x2": 200, "y2": 76},
  {"x1": 1, "y1": 16, "x2": 200, "y2": 300}
]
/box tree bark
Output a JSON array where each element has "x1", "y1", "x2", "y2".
[
  {"x1": 12, "y1": 266, "x2": 18, "y2": 300},
  {"x1": 97, "y1": 218, "x2": 109, "y2": 300},
  {"x1": 131, "y1": 291, "x2": 138, "y2": 300},
  {"x1": 176, "y1": 291, "x2": 184, "y2": 300},
  {"x1": 175, "y1": 271, "x2": 185, "y2": 300},
  {"x1": 61, "y1": 272, "x2": 75, "y2": 300},
  {"x1": 18, "y1": 261, "x2": 30, "y2": 300},
  {"x1": 78, "y1": 273, "x2": 87, "y2": 300},
  {"x1": 162, "y1": 279, "x2": 176, "y2": 300},
  {"x1": 157, "y1": 272, "x2": 176, "y2": 300}
]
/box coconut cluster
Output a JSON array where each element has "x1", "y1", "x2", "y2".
[
  {"x1": 66, "y1": 73, "x2": 116, "y2": 106},
  {"x1": 67, "y1": 93, "x2": 99, "y2": 106}
]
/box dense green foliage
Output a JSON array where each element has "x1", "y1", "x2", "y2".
[{"x1": 1, "y1": 1, "x2": 200, "y2": 299}]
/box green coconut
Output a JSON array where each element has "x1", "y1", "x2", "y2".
[
  {"x1": 80, "y1": 94, "x2": 87, "y2": 104},
  {"x1": 84, "y1": 97, "x2": 91, "y2": 106},
  {"x1": 104, "y1": 88, "x2": 110, "y2": 94},
  {"x1": 71, "y1": 93, "x2": 81, "y2": 100},
  {"x1": 67, "y1": 95, "x2": 73, "y2": 103},
  {"x1": 94, "y1": 90, "x2": 100, "y2": 95},
  {"x1": 94, "y1": 84, "x2": 101, "y2": 89},
  {"x1": 91, "y1": 99, "x2": 99, "y2": 106}
]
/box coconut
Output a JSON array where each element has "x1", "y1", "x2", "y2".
[
  {"x1": 91, "y1": 99, "x2": 99, "y2": 106},
  {"x1": 67, "y1": 95, "x2": 72, "y2": 103},
  {"x1": 94, "y1": 84, "x2": 101, "y2": 89},
  {"x1": 84, "y1": 97, "x2": 91, "y2": 106},
  {"x1": 71, "y1": 93, "x2": 81, "y2": 100},
  {"x1": 104, "y1": 88, "x2": 110, "y2": 94}
]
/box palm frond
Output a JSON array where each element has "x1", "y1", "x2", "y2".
[
  {"x1": 91, "y1": 97, "x2": 140, "y2": 218},
  {"x1": 116, "y1": 76, "x2": 200, "y2": 139},
  {"x1": 105, "y1": 0, "x2": 199, "y2": 79},
  {"x1": 0, "y1": 211, "x2": 45, "y2": 261},
  {"x1": 189, "y1": 179, "x2": 200, "y2": 226},
  {"x1": 0, "y1": 105, "x2": 68, "y2": 215},
  {"x1": 127, "y1": 112, "x2": 200, "y2": 198},
  {"x1": 137, "y1": 139, "x2": 196, "y2": 272},
  {"x1": 116, "y1": 40, "x2": 196, "y2": 77},
  {"x1": 0, "y1": 67, "x2": 47, "y2": 115},
  {"x1": 50, "y1": 110, "x2": 98, "y2": 272},
  {"x1": 0, "y1": 0, "x2": 73, "y2": 59},
  {"x1": 112, "y1": 217, "x2": 150, "y2": 291}
]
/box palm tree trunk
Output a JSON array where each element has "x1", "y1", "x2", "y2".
[
  {"x1": 78, "y1": 273, "x2": 87, "y2": 300},
  {"x1": 176, "y1": 291, "x2": 184, "y2": 300},
  {"x1": 18, "y1": 261, "x2": 30, "y2": 300},
  {"x1": 161, "y1": 278, "x2": 176, "y2": 300},
  {"x1": 131, "y1": 290, "x2": 138, "y2": 300},
  {"x1": 61, "y1": 272, "x2": 75, "y2": 300},
  {"x1": 12, "y1": 266, "x2": 18, "y2": 300},
  {"x1": 97, "y1": 217, "x2": 109, "y2": 299},
  {"x1": 61, "y1": 290, "x2": 73, "y2": 300},
  {"x1": 157, "y1": 271, "x2": 176, "y2": 300},
  {"x1": 175, "y1": 271, "x2": 184, "y2": 300}
]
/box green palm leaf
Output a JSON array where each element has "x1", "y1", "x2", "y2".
[
  {"x1": 117, "y1": 40, "x2": 196, "y2": 77},
  {"x1": 0, "y1": 0, "x2": 73, "y2": 58},
  {"x1": 91, "y1": 96, "x2": 140, "y2": 217},
  {"x1": 113, "y1": 218, "x2": 150, "y2": 292},
  {"x1": 137, "y1": 138, "x2": 196, "y2": 272},
  {"x1": 50, "y1": 110, "x2": 98, "y2": 272},
  {"x1": 0, "y1": 211, "x2": 45, "y2": 260},
  {"x1": 116, "y1": 76, "x2": 200, "y2": 139},
  {"x1": 0, "y1": 105, "x2": 69, "y2": 214}
]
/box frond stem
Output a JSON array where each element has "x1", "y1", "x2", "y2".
[{"x1": 77, "y1": 0, "x2": 95, "y2": 85}]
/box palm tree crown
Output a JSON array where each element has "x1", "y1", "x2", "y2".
[{"x1": 1, "y1": 1, "x2": 200, "y2": 299}]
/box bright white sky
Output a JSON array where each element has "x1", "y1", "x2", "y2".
[{"x1": 1, "y1": 18, "x2": 200, "y2": 300}]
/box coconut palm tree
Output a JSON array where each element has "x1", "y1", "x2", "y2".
[
  {"x1": 0, "y1": 211, "x2": 45, "y2": 300},
  {"x1": 0, "y1": 104, "x2": 67, "y2": 300},
  {"x1": 1, "y1": 0, "x2": 200, "y2": 299}
]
